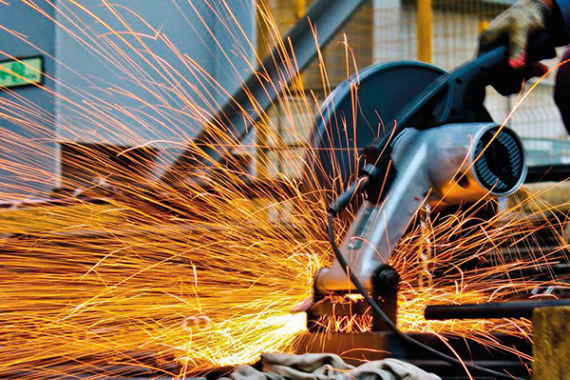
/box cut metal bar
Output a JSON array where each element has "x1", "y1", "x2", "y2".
[
  {"x1": 159, "y1": 0, "x2": 367, "y2": 184},
  {"x1": 425, "y1": 299, "x2": 570, "y2": 320},
  {"x1": 525, "y1": 164, "x2": 570, "y2": 183}
]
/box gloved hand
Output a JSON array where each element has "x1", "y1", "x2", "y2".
[
  {"x1": 478, "y1": 0, "x2": 553, "y2": 95},
  {"x1": 479, "y1": 0, "x2": 552, "y2": 68}
]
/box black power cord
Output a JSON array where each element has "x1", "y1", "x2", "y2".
[{"x1": 326, "y1": 183, "x2": 522, "y2": 380}]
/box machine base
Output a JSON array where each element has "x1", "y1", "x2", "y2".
[{"x1": 295, "y1": 331, "x2": 531, "y2": 379}]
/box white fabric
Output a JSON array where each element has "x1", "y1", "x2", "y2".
[{"x1": 221, "y1": 353, "x2": 441, "y2": 380}]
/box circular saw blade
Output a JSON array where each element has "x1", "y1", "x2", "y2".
[{"x1": 305, "y1": 61, "x2": 492, "y2": 195}]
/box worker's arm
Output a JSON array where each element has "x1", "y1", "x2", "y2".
[{"x1": 552, "y1": 0, "x2": 570, "y2": 44}]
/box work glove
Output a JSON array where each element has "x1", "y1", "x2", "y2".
[{"x1": 478, "y1": 0, "x2": 553, "y2": 95}]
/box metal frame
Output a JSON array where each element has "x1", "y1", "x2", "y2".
[
  {"x1": 526, "y1": 164, "x2": 570, "y2": 183},
  {"x1": 159, "y1": 0, "x2": 368, "y2": 184}
]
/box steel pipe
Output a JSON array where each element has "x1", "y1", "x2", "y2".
[{"x1": 425, "y1": 299, "x2": 570, "y2": 320}]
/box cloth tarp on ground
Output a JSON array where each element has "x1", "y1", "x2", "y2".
[{"x1": 221, "y1": 353, "x2": 441, "y2": 380}]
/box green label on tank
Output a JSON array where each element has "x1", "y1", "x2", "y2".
[{"x1": 0, "y1": 57, "x2": 42, "y2": 88}]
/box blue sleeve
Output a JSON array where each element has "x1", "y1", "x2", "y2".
[{"x1": 554, "y1": 0, "x2": 570, "y2": 45}]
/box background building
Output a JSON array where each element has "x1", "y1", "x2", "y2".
[{"x1": 0, "y1": 0, "x2": 255, "y2": 198}]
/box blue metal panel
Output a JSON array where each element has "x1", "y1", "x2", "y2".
[
  {"x1": 0, "y1": 1, "x2": 57, "y2": 199},
  {"x1": 54, "y1": 0, "x2": 256, "y2": 145}
]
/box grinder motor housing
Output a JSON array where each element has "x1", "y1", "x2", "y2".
[{"x1": 316, "y1": 122, "x2": 527, "y2": 294}]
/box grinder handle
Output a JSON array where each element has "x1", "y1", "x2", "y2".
[
  {"x1": 476, "y1": 30, "x2": 556, "y2": 69},
  {"x1": 472, "y1": 30, "x2": 556, "y2": 85},
  {"x1": 428, "y1": 30, "x2": 557, "y2": 126},
  {"x1": 376, "y1": 32, "x2": 556, "y2": 143}
]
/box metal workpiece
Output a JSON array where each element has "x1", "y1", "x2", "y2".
[
  {"x1": 307, "y1": 264, "x2": 399, "y2": 332},
  {"x1": 316, "y1": 122, "x2": 526, "y2": 294},
  {"x1": 425, "y1": 299, "x2": 570, "y2": 320}
]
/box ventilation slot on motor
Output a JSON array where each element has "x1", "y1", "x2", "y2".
[{"x1": 474, "y1": 127, "x2": 524, "y2": 194}]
